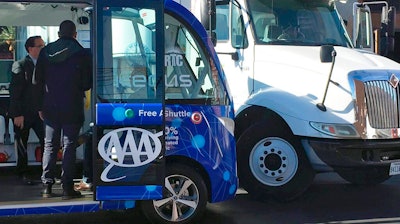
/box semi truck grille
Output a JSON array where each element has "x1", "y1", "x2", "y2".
[{"x1": 364, "y1": 80, "x2": 399, "y2": 129}]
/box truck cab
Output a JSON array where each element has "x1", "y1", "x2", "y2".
[
  {"x1": 0, "y1": 1, "x2": 237, "y2": 223},
  {"x1": 181, "y1": 0, "x2": 400, "y2": 201}
]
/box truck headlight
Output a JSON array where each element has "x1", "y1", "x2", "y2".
[{"x1": 310, "y1": 122, "x2": 359, "y2": 138}]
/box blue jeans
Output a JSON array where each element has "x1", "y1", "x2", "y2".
[{"x1": 41, "y1": 120, "x2": 81, "y2": 190}]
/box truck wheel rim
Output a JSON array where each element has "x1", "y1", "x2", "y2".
[
  {"x1": 249, "y1": 137, "x2": 298, "y2": 186},
  {"x1": 153, "y1": 174, "x2": 199, "y2": 222}
]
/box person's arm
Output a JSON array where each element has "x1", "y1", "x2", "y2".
[
  {"x1": 34, "y1": 49, "x2": 46, "y2": 115},
  {"x1": 9, "y1": 60, "x2": 26, "y2": 118},
  {"x1": 9, "y1": 59, "x2": 27, "y2": 129},
  {"x1": 80, "y1": 48, "x2": 93, "y2": 91}
]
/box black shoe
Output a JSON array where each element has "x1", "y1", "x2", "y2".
[
  {"x1": 21, "y1": 175, "x2": 34, "y2": 185},
  {"x1": 62, "y1": 189, "x2": 82, "y2": 200},
  {"x1": 42, "y1": 184, "x2": 52, "y2": 198}
]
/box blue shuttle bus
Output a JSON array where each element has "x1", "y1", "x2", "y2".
[{"x1": 0, "y1": 0, "x2": 237, "y2": 223}]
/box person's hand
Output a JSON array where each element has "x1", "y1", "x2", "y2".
[
  {"x1": 14, "y1": 116, "x2": 24, "y2": 129},
  {"x1": 38, "y1": 111, "x2": 44, "y2": 121}
]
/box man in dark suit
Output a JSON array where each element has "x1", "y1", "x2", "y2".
[{"x1": 9, "y1": 36, "x2": 45, "y2": 185}]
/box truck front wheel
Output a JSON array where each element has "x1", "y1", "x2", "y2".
[{"x1": 237, "y1": 122, "x2": 315, "y2": 202}]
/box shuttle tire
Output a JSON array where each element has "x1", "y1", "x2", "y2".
[{"x1": 139, "y1": 163, "x2": 207, "y2": 224}]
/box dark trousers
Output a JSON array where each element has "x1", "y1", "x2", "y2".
[
  {"x1": 41, "y1": 120, "x2": 81, "y2": 190},
  {"x1": 15, "y1": 117, "x2": 44, "y2": 176},
  {"x1": 82, "y1": 133, "x2": 93, "y2": 184}
]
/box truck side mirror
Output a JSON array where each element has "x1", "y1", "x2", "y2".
[
  {"x1": 379, "y1": 6, "x2": 396, "y2": 56},
  {"x1": 386, "y1": 6, "x2": 396, "y2": 54},
  {"x1": 320, "y1": 45, "x2": 335, "y2": 63},
  {"x1": 199, "y1": 0, "x2": 216, "y2": 31}
]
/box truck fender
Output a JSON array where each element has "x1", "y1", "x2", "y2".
[{"x1": 235, "y1": 88, "x2": 351, "y2": 138}]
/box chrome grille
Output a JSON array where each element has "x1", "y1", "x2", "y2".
[{"x1": 364, "y1": 80, "x2": 399, "y2": 128}]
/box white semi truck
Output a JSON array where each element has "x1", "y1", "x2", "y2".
[{"x1": 177, "y1": 0, "x2": 400, "y2": 201}]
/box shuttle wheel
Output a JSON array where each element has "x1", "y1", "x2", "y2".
[
  {"x1": 140, "y1": 164, "x2": 207, "y2": 224},
  {"x1": 237, "y1": 122, "x2": 315, "y2": 202}
]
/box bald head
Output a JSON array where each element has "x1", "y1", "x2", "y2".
[{"x1": 58, "y1": 20, "x2": 77, "y2": 38}]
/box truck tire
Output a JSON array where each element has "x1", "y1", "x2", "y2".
[
  {"x1": 139, "y1": 163, "x2": 207, "y2": 224},
  {"x1": 337, "y1": 167, "x2": 391, "y2": 185},
  {"x1": 237, "y1": 122, "x2": 315, "y2": 202}
]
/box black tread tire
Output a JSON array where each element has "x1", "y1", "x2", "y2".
[
  {"x1": 237, "y1": 122, "x2": 315, "y2": 202},
  {"x1": 337, "y1": 167, "x2": 391, "y2": 185},
  {"x1": 139, "y1": 163, "x2": 208, "y2": 224}
]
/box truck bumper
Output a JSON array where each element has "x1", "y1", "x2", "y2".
[{"x1": 304, "y1": 138, "x2": 400, "y2": 171}]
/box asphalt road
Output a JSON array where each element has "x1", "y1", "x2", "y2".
[{"x1": 2, "y1": 173, "x2": 400, "y2": 224}]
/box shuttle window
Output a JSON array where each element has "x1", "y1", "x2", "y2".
[
  {"x1": 165, "y1": 14, "x2": 228, "y2": 105},
  {"x1": 97, "y1": 8, "x2": 157, "y2": 102}
]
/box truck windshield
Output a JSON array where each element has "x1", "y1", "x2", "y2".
[{"x1": 248, "y1": 0, "x2": 352, "y2": 47}]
